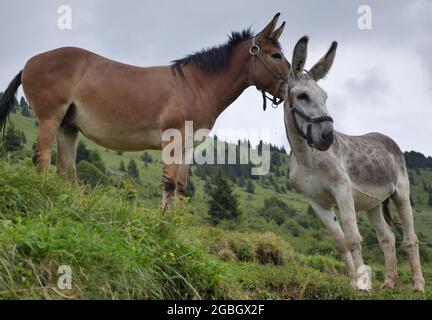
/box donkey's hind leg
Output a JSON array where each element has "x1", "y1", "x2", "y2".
[
  {"x1": 366, "y1": 206, "x2": 397, "y2": 289},
  {"x1": 391, "y1": 186, "x2": 425, "y2": 292},
  {"x1": 57, "y1": 124, "x2": 79, "y2": 182},
  {"x1": 310, "y1": 201, "x2": 359, "y2": 289}
]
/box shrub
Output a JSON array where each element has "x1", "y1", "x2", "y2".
[
  {"x1": 260, "y1": 197, "x2": 297, "y2": 225},
  {"x1": 77, "y1": 160, "x2": 107, "y2": 187},
  {"x1": 141, "y1": 151, "x2": 153, "y2": 164},
  {"x1": 245, "y1": 180, "x2": 255, "y2": 194}
]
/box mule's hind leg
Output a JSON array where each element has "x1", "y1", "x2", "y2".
[
  {"x1": 57, "y1": 124, "x2": 79, "y2": 182},
  {"x1": 366, "y1": 206, "x2": 397, "y2": 289},
  {"x1": 391, "y1": 187, "x2": 425, "y2": 292},
  {"x1": 33, "y1": 118, "x2": 63, "y2": 177},
  {"x1": 310, "y1": 201, "x2": 358, "y2": 289}
]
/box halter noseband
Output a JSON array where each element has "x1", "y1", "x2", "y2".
[
  {"x1": 286, "y1": 83, "x2": 334, "y2": 148},
  {"x1": 248, "y1": 37, "x2": 287, "y2": 111}
]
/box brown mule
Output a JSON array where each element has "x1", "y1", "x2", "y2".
[{"x1": 0, "y1": 13, "x2": 290, "y2": 209}]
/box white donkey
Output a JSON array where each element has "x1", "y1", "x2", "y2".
[{"x1": 283, "y1": 36, "x2": 425, "y2": 291}]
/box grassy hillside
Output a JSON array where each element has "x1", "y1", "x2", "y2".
[
  {"x1": 1, "y1": 111, "x2": 432, "y2": 299},
  {"x1": 8, "y1": 112, "x2": 432, "y2": 261},
  {"x1": 0, "y1": 160, "x2": 431, "y2": 300}
]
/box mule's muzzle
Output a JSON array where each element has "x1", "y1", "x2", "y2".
[{"x1": 278, "y1": 82, "x2": 288, "y2": 99}]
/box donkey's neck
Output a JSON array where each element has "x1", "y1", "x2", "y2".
[{"x1": 284, "y1": 107, "x2": 313, "y2": 166}]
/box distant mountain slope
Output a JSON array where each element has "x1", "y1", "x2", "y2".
[{"x1": 4, "y1": 109, "x2": 432, "y2": 266}]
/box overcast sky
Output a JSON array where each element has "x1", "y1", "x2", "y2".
[{"x1": 0, "y1": 0, "x2": 431, "y2": 155}]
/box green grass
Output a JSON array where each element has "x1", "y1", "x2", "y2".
[
  {"x1": 0, "y1": 160, "x2": 222, "y2": 299},
  {"x1": 3, "y1": 112, "x2": 432, "y2": 299},
  {"x1": 0, "y1": 160, "x2": 431, "y2": 300}
]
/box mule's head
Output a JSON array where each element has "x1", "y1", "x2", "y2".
[
  {"x1": 285, "y1": 36, "x2": 337, "y2": 151},
  {"x1": 249, "y1": 13, "x2": 290, "y2": 99}
]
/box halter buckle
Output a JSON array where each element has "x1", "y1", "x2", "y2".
[
  {"x1": 249, "y1": 44, "x2": 260, "y2": 55},
  {"x1": 249, "y1": 37, "x2": 260, "y2": 55}
]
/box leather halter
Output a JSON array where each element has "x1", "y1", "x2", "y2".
[
  {"x1": 248, "y1": 37, "x2": 287, "y2": 111},
  {"x1": 286, "y1": 82, "x2": 334, "y2": 147}
]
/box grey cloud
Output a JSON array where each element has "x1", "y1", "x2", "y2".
[
  {"x1": 417, "y1": 40, "x2": 432, "y2": 88},
  {"x1": 0, "y1": 0, "x2": 431, "y2": 155},
  {"x1": 344, "y1": 71, "x2": 389, "y2": 102}
]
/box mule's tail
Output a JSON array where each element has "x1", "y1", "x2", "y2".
[
  {"x1": 382, "y1": 198, "x2": 401, "y2": 227},
  {"x1": 0, "y1": 71, "x2": 23, "y2": 135}
]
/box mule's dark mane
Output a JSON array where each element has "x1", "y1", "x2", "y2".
[{"x1": 172, "y1": 28, "x2": 255, "y2": 75}]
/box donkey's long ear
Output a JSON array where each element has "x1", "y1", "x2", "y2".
[
  {"x1": 270, "y1": 21, "x2": 285, "y2": 40},
  {"x1": 258, "y1": 13, "x2": 280, "y2": 38},
  {"x1": 309, "y1": 41, "x2": 338, "y2": 81},
  {"x1": 291, "y1": 36, "x2": 309, "y2": 78}
]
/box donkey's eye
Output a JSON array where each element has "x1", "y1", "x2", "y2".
[
  {"x1": 271, "y1": 52, "x2": 283, "y2": 60},
  {"x1": 297, "y1": 93, "x2": 309, "y2": 102}
]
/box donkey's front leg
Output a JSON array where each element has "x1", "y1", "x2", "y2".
[
  {"x1": 334, "y1": 188, "x2": 365, "y2": 275},
  {"x1": 310, "y1": 201, "x2": 358, "y2": 288}
]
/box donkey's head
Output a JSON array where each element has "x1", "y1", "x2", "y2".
[
  {"x1": 285, "y1": 36, "x2": 337, "y2": 151},
  {"x1": 249, "y1": 13, "x2": 290, "y2": 100}
]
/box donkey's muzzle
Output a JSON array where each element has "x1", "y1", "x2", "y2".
[{"x1": 316, "y1": 126, "x2": 334, "y2": 151}]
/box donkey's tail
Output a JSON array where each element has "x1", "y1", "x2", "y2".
[
  {"x1": 382, "y1": 198, "x2": 401, "y2": 227},
  {"x1": 0, "y1": 70, "x2": 23, "y2": 135}
]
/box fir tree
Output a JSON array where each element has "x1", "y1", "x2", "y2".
[
  {"x1": 207, "y1": 170, "x2": 241, "y2": 225},
  {"x1": 119, "y1": 160, "x2": 126, "y2": 172},
  {"x1": 3, "y1": 125, "x2": 25, "y2": 152},
  {"x1": 127, "y1": 159, "x2": 140, "y2": 179}
]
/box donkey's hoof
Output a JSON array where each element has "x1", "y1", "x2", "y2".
[
  {"x1": 351, "y1": 280, "x2": 371, "y2": 292},
  {"x1": 413, "y1": 286, "x2": 425, "y2": 293},
  {"x1": 413, "y1": 277, "x2": 425, "y2": 293},
  {"x1": 381, "y1": 280, "x2": 395, "y2": 290},
  {"x1": 413, "y1": 283, "x2": 425, "y2": 293}
]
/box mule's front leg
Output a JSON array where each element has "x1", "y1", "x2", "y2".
[
  {"x1": 176, "y1": 164, "x2": 191, "y2": 199},
  {"x1": 160, "y1": 132, "x2": 192, "y2": 211},
  {"x1": 310, "y1": 201, "x2": 358, "y2": 288},
  {"x1": 162, "y1": 163, "x2": 179, "y2": 211}
]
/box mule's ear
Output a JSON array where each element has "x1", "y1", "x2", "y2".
[
  {"x1": 291, "y1": 36, "x2": 309, "y2": 78},
  {"x1": 270, "y1": 21, "x2": 285, "y2": 40},
  {"x1": 309, "y1": 41, "x2": 337, "y2": 81},
  {"x1": 259, "y1": 13, "x2": 280, "y2": 39}
]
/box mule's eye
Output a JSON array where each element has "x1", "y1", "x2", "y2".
[
  {"x1": 271, "y1": 52, "x2": 283, "y2": 60},
  {"x1": 297, "y1": 93, "x2": 309, "y2": 102}
]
